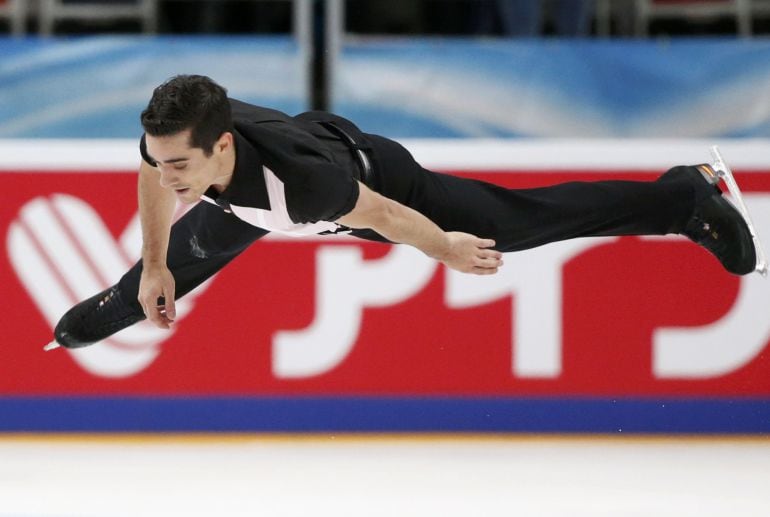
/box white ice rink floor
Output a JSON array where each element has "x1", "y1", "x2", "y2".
[{"x1": 0, "y1": 435, "x2": 768, "y2": 517}]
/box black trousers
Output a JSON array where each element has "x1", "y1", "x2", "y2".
[{"x1": 117, "y1": 134, "x2": 697, "y2": 312}]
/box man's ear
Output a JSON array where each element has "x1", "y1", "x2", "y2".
[{"x1": 216, "y1": 131, "x2": 233, "y2": 154}]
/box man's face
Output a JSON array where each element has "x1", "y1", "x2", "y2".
[{"x1": 144, "y1": 129, "x2": 230, "y2": 204}]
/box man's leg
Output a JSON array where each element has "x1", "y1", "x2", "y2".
[
  {"x1": 53, "y1": 202, "x2": 268, "y2": 348},
  {"x1": 430, "y1": 166, "x2": 755, "y2": 274}
]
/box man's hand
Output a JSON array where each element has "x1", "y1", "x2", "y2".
[
  {"x1": 138, "y1": 264, "x2": 176, "y2": 329},
  {"x1": 440, "y1": 232, "x2": 503, "y2": 275}
]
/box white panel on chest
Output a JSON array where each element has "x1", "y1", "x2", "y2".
[{"x1": 229, "y1": 166, "x2": 338, "y2": 236}]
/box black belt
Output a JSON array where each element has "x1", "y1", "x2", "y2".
[
  {"x1": 318, "y1": 121, "x2": 373, "y2": 186},
  {"x1": 316, "y1": 121, "x2": 375, "y2": 236}
]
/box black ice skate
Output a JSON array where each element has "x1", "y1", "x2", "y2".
[
  {"x1": 44, "y1": 286, "x2": 145, "y2": 350},
  {"x1": 680, "y1": 146, "x2": 767, "y2": 276}
]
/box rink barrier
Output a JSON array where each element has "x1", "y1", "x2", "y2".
[{"x1": 0, "y1": 397, "x2": 768, "y2": 434}]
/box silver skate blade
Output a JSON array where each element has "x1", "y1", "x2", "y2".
[
  {"x1": 710, "y1": 145, "x2": 768, "y2": 276},
  {"x1": 43, "y1": 341, "x2": 60, "y2": 351}
]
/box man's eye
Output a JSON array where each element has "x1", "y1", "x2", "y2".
[{"x1": 174, "y1": 164, "x2": 187, "y2": 170}]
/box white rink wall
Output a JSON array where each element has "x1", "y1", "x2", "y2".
[
  {"x1": 1, "y1": 436, "x2": 769, "y2": 517},
  {"x1": 3, "y1": 138, "x2": 770, "y2": 171}
]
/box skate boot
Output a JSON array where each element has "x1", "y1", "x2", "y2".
[
  {"x1": 48, "y1": 286, "x2": 145, "y2": 349},
  {"x1": 676, "y1": 147, "x2": 767, "y2": 276}
]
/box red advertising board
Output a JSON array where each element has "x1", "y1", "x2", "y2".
[{"x1": 1, "y1": 140, "x2": 769, "y2": 432}]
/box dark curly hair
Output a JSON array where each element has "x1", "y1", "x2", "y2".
[{"x1": 141, "y1": 75, "x2": 233, "y2": 156}]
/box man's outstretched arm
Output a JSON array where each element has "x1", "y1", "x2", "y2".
[
  {"x1": 336, "y1": 181, "x2": 503, "y2": 275},
  {"x1": 137, "y1": 160, "x2": 178, "y2": 327}
]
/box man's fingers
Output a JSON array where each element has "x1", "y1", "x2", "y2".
[
  {"x1": 471, "y1": 266, "x2": 499, "y2": 275},
  {"x1": 162, "y1": 286, "x2": 176, "y2": 321},
  {"x1": 477, "y1": 238, "x2": 496, "y2": 249},
  {"x1": 138, "y1": 267, "x2": 175, "y2": 329},
  {"x1": 145, "y1": 305, "x2": 169, "y2": 329},
  {"x1": 149, "y1": 302, "x2": 171, "y2": 329},
  {"x1": 474, "y1": 250, "x2": 503, "y2": 268},
  {"x1": 479, "y1": 248, "x2": 503, "y2": 259},
  {"x1": 138, "y1": 293, "x2": 172, "y2": 329},
  {"x1": 473, "y1": 258, "x2": 502, "y2": 269}
]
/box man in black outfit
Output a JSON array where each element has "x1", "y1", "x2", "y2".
[{"x1": 51, "y1": 75, "x2": 760, "y2": 349}]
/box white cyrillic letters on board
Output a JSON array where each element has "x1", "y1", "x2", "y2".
[{"x1": 273, "y1": 245, "x2": 436, "y2": 378}]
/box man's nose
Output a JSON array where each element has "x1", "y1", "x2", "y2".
[{"x1": 158, "y1": 166, "x2": 178, "y2": 188}]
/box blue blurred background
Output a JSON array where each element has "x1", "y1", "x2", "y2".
[{"x1": 2, "y1": 0, "x2": 770, "y2": 139}]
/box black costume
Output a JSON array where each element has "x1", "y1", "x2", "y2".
[{"x1": 126, "y1": 99, "x2": 699, "y2": 304}]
